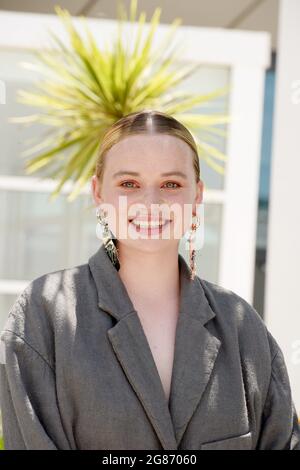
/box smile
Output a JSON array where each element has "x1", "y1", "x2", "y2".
[
  {"x1": 128, "y1": 219, "x2": 171, "y2": 234},
  {"x1": 130, "y1": 220, "x2": 170, "y2": 227}
]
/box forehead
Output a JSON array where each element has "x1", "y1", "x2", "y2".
[{"x1": 104, "y1": 134, "x2": 194, "y2": 174}]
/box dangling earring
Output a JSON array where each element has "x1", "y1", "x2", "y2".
[
  {"x1": 184, "y1": 214, "x2": 201, "y2": 280},
  {"x1": 96, "y1": 207, "x2": 120, "y2": 271}
]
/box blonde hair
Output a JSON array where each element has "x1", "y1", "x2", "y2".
[{"x1": 95, "y1": 109, "x2": 200, "y2": 185}]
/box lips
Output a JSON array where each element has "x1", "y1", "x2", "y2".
[
  {"x1": 128, "y1": 217, "x2": 172, "y2": 237},
  {"x1": 130, "y1": 222, "x2": 170, "y2": 230}
]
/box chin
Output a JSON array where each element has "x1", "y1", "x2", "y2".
[{"x1": 120, "y1": 238, "x2": 177, "y2": 253}]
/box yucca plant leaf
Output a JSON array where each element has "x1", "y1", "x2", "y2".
[
  {"x1": 163, "y1": 86, "x2": 229, "y2": 115},
  {"x1": 67, "y1": 140, "x2": 101, "y2": 202},
  {"x1": 24, "y1": 135, "x2": 90, "y2": 173},
  {"x1": 175, "y1": 112, "x2": 231, "y2": 125},
  {"x1": 49, "y1": 136, "x2": 99, "y2": 201},
  {"x1": 13, "y1": 0, "x2": 231, "y2": 199},
  {"x1": 196, "y1": 139, "x2": 227, "y2": 162}
]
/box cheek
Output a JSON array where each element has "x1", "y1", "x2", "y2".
[
  {"x1": 105, "y1": 194, "x2": 136, "y2": 236},
  {"x1": 170, "y1": 192, "x2": 195, "y2": 235}
]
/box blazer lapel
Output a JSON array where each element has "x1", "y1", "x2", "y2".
[
  {"x1": 88, "y1": 243, "x2": 221, "y2": 449},
  {"x1": 168, "y1": 255, "x2": 222, "y2": 446},
  {"x1": 88, "y1": 243, "x2": 177, "y2": 449}
]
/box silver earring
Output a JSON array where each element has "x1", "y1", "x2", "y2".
[{"x1": 96, "y1": 207, "x2": 120, "y2": 270}]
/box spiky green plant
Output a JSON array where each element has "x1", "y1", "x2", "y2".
[{"x1": 12, "y1": 0, "x2": 230, "y2": 201}]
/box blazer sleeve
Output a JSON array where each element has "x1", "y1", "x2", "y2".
[
  {"x1": 256, "y1": 334, "x2": 300, "y2": 450},
  {"x1": 0, "y1": 328, "x2": 71, "y2": 450}
]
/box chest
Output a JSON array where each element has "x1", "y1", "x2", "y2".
[
  {"x1": 134, "y1": 306, "x2": 179, "y2": 404},
  {"x1": 57, "y1": 300, "x2": 252, "y2": 449}
]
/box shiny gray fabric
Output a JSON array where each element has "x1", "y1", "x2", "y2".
[{"x1": 0, "y1": 243, "x2": 299, "y2": 450}]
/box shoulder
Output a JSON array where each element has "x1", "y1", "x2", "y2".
[
  {"x1": 0, "y1": 261, "x2": 92, "y2": 360},
  {"x1": 198, "y1": 277, "x2": 280, "y2": 363},
  {"x1": 25, "y1": 261, "x2": 91, "y2": 303},
  {"x1": 198, "y1": 276, "x2": 264, "y2": 328},
  {"x1": 8, "y1": 261, "x2": 89, "y2": 315}
]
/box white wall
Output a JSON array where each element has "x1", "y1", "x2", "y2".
[{"x1": 264, "y1": 0, "x2": 300, "y2": 414}]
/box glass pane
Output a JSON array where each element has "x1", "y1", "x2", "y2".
[
  {"x1": 0, "y1": 189, "x2": 100, "y2": 281},
  {"x1": 0, "y1": 49, "x2": 47, "y2": 176},
  {"x1": 174, "y1": 61, "x2": 230, "y2": 190}
]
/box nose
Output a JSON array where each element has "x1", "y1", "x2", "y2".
[
  {"x1": 134, "y1": 188, "x2": 166, "y2": 217},
  {"x1": 139, "y1": 187, "x2": 163, "y2": 204}
]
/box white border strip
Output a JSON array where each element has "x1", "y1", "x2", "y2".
[{"x1": 0, "y1": 11, "x2": 270, "y2": 67}]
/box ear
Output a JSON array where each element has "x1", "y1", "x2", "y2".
[{"x1": 91, "y1": 174, "x2": 103, "y2": 206}]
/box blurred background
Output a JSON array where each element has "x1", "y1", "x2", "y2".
[{"x1": 0, "y1": 0, "x2": 299, "y2": 433}]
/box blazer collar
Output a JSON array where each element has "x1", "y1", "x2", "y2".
[
  {"x1": 88, "y1": 243, "x2": 221, "y2": 450},
  {"x1": 88, "y1": 242, "x2": 216, "y2": 324}
]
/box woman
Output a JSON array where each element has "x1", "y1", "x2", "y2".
[{"x1": 0, "y1": 110, "x2": 299, "y2": 450}]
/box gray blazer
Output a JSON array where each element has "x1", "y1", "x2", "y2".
[{"x1": 0, "y1": 243, "x2": 299, "y2": 450}]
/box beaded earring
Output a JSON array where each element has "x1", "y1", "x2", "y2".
[
  {"x1": 96, "y1": 207, "x2": 120, "y2": 270},
  {"x1": 185, "y1": 215, "x2": 201, "y2": 280}
]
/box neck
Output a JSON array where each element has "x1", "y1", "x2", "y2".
[{"x1": 117, "y1": 242, "x2": 180, "y2": 303}]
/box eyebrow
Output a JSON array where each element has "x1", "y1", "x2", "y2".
[{"x1": 112, "y1": 171, "x2": 188, "y2": 179}]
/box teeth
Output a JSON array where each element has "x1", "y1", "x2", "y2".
[{"x1": 131, "y1": 220, "x2": 168, "y2": 228}]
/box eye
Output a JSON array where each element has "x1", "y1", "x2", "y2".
[
  {"x1": 119, "y1": 180, "x2": 181, "y2": 189},
  {"x1": 163, "y1": 181, "x2": 181, "y2": 189},
  {"x1": 120, "y1": 181, "x2": 138, "y2": 188}
]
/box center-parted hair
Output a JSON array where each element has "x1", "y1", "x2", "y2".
[{"x1": 95, "y1": 109, "x2": 200, "y2": 185}]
